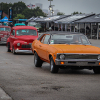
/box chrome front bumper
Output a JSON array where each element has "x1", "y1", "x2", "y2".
[
  {"x1": 55, "y1": 59, "x2": 100, "y2": 66},
  {"x1": 15, "y1": 49, "x2": 33, "y2": 53},
  {"x1": 0, "y1": 41, "x2": 7, "y2": 44}
]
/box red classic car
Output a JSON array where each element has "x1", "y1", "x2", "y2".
[
  {"x1": 0, "y1": 26, "x2": 11, "y2": 44},
  {"x1": 7, "y1": 26, "x2": 38, "y2": 54}
]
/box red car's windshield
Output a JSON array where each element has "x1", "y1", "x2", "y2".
[{"x1": 16, "y1": 29, "x2": 37, "y2": 36}]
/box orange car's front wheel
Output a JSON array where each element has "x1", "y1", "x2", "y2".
[
  {"x1": 50, "y1": 57, "x2": 59, "y2": 73},
  {"x1": 34, "y1": 52, "x2": 43, "y2": 67}
]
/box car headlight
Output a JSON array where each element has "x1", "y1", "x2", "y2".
[
  {"x1": 98, "y1": 55, "x2": 100, "y2": 60},
  {"x1": 60, "y1": 54, "x2": 65, "y2": 60},
  {"x1": 17, "y1": 43, "x2": 20, "y2": 46}
]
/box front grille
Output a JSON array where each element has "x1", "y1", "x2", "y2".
[
  {"x1": 57, "y1": 54, "x2": 98, "y2": 59},
  {"x1": 65, "y1": 54, "x2": 98, "y2": 59},
  {"x1": 22, "y1": 44, "x2": 31, "y2": 48}
]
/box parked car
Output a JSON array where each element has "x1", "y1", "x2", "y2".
[
  {"x1": 14, "y1": 23, "x2": 25, "y2": 26},
  {"x1": 31, "y1": 31, "x2": 100, "y2": 74},
  {"x1": 7, "y1": 26, "x2": 38, "y2": 54},
  {"x1": 0, "y1": 26, "x2": 11, "y2": 44}
]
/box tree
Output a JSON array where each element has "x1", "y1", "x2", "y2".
[
  {"x1": 12, "y1": 1, "x2": 27, "y2": 18},
  {"x1": 57, "y1": 12, "x2": 65, "y2": 15},
  {"x1": 33, "y1": 7, "x2": 47, "y2": 17},
  {"x1": 0, "y1": 2, "x2": 13, "y2": 16},
  {"x1": 0, "y1": 2, "x2": 47, "y2": 19},
  {"x1": 72, "y1": 11, "x2": 83, "y2": 15},
  {"x1": 13, "y1": 14, "x2": 25, "y2": 20},
  {"x1": 22, "y1": 7, "x2": 47, "y2": 19},
  {"x1": 22, "y1": 8, "x2": 34, "y2": 19}
]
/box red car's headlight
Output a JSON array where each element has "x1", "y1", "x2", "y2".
[{"x1": 17, "y1": 43, "x2": 20, "y2": 46}]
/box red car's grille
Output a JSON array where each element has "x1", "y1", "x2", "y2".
[{"x1": 21, "y1": 44, "x2": 31, "y2": 48}]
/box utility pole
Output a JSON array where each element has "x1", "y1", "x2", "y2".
[{"x1": 48, "y1": 0, "x2": 54, "y2": 16}]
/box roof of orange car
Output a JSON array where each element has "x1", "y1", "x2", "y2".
[{"x1": 12, "y1": 26, "x2": 37, "y2": 30}]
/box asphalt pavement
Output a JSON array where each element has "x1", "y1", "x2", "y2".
[{"x1": 0, "y1": 38, "x2": 100, "y2": 100}]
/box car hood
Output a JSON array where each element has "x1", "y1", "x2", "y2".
[
  {"x1": 16, "y1": 35, "x2": 38, "y2": 43},
  {"x1": 50, "y1": 44, "x2": 100, "y2": 54}
]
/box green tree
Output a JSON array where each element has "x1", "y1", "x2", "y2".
[
  {"x1": 12, "y1": 1, "x2": 27, "y2": 18},
  {"x1": 13, "y1": 14, "x2": 25, "y2": 20},
  {"x1": 0, "y1": 2, "x2": 13, "y2": 16},
  {"x1": 57, "y1": 12, "x2": 65, "y2": 15},
  {"x1": 0, "y1": 2, "x2": 47, "y2": 19},
  {"x1": 22, "y1": 7, "x2": 47, "y2": 19},
  {"x1": 33, "y1": 7, "x2": 47, "y2": 17},
  {"x1": 72, "y1": 11, "x2": 83, "y2": 15},
  {"x1": 22, "y1": 8, "x2": 34, "y2": 19}
]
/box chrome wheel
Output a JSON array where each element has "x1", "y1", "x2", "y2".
[
  {"x1": 34, "y1": 53, "x2": 38, "y2": 65},
  {"x1": 34, "y1": 52, "x2": 43, "y2": 67},
  {"x1": 50, "y1": 57, "x2": 59, "y2": 73},
  {"x1": 50, "y1": 59, "x2": 54, "y2": 71},
  {"x1": 12, "y1": 47, "x2": 16, "y2": 54}
]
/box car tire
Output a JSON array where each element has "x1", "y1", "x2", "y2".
[
  {"x1": 12, "y1": 46, "x2": 16, "y2": 54},
  {"x1": 93, "y1": 67, "x2": 100, "y2": 74},
  {"x1": 50, "y1": 57, "x2": 59, "y2": 73},
  {"x1": 34, "y1": 52, "x2": 43, "y2": 67},
  {"x1": 7, "y1": 42, "x2": 11, "y2": 52}
]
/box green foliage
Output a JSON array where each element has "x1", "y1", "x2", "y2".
[
  {"x1": 13, "y1": 14, "x2": 25, "y2": 20},
  {"x1": 0, "y1": 2, "x2": 47, "y2": 19},
  {"x1": 72, "y1": 11, "x2": 83, "y2": 15},
  {"x1": 57, "y1": 12, "x2": 65, "y2": 15}
]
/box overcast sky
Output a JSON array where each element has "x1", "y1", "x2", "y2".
[{"x1": 1, "y1": 0, "x2": 100, "y2": 15}]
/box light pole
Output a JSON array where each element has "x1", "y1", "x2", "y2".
[
  {"x1": 50, "y1": 5, "x2": 54, "y2": 16},
  {"x1": 48, "y1": 0, "x2": 54, "y2": 16}
]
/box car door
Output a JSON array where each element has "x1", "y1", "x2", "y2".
[
  {"x1": 37, "y1": 34, "x2": 50, "y2": 60},
  {"x1": 9, "y1": 29, "x2": 15, "y2": 49}
]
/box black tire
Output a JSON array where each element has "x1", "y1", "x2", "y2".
[
  {"x1": 93, "y1": 67, "x2": 100, "y2": 74},
  {"x1": 34, "y1": 52, "x2": 43, "y2": 67},
  {"x1": 50, "y1": 57, "x2": 59, "y2": 73},
  {"x1": 7, "y1": 42, "x2": 11, "y2": 52},
  {"x1": 12, "y1": 46, "x2": 16, "y2": 54}
]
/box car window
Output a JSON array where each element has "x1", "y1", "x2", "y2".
[
  {"x1": 5, "y1": 28, "x2": 11, "y2": 32},
  {"x1": 43, "y1": 35, "x2": 50, "y2": 44},
  {"x1": 0, "y1": 28, "x2": 5, "y2": 31},
  {"x1": 41, "y1": 36, "x2": 45, "y2": 43},
  {"x1": 50, "y1": 34, "x2": 90, "y2": 45},
  {"x1": 41, "y1": 34, "x2": 50, "y2": 44},
  {"x1": 12, "y1": 30, "x2": 15, "y2": 36},
  {"x1": 80, "y1": 36, "x2": 89, "y2": 44},
  {"x1": 16, "y1": 29, "x2": 37, "y2": 36}
]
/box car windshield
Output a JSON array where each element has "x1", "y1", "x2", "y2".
[
  {"x1": 0, "y1": 27, "x2": 11, "y2": 32},
  {"x1": 16, "y1": 29, "x2": 37, "y2": 36},
  {"x1": 50, "y1": 34, "x2": 90, "y2": 45}
]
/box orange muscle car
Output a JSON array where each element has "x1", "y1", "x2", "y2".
[{"x1": 31, "y1": 32, "x2": 100, "y2": 74}]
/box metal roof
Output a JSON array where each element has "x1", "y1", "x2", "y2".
[
  {"x1": 35, "y1": 15, "x2": 70, "y2": 22},
  {"x1": 75, "y1": 14, "x2": 100, "y2": 23},
  {"x1": 54, "y1": 13, "x2": 95, "y2": 24},
  {"x1": 37, "y1": 31, "x2": 83, "y2": 40},
  {"x1": 44, "y1": 31, "x2": 83, "y2": 35}
]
